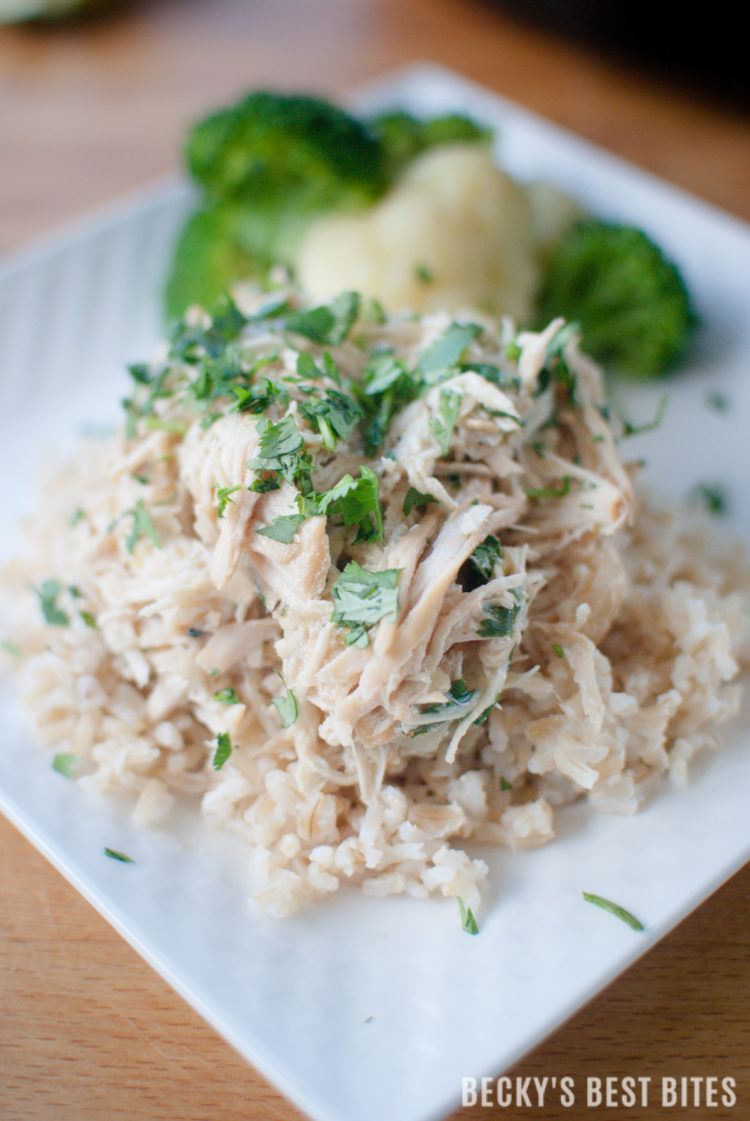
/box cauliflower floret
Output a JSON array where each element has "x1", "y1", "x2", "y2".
[{"x1": 295, "y1": 143, "x2": 540, "y2": 322}]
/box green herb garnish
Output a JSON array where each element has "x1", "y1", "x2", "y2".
[
  {"x1": 309, "y1": 466, "x2": 384, "y2": 543},
  {"x1": 402, "y1": 486, "x2": 437, "y2": 516},
  {"x1": 551, "y1": 643, "x2": 565, "y2": 659},
  {"x1": 104, "y1": 847, "x2": 135, "y2": 864},
  {"x1": 582, "y1": 892, "x2": 644, "y2": 931},
  {"x1": 468, "y1": 535, "x2": 502, "y2": 585},
  {"x1": 216, "y1": 484, "x2": 242, "y2": 517},
  {"x1": 429, "y1": 388, "x2": 462, "y2": 456},
  {"x1": 417, "y1": 322, "x2": 481, "y2": 379},
  {"x1": 525, "y1": 477, "x2": 571, "y2": 500},
  {"x1": 330, "y1": 561, "x2": 401, "y2": 647},
  {"x1": 256, "y1": 512, "x2": 306, "y2": 543},
  {"x1": 124, "y1": 500, "x2": 161, "y2": 554},
  {"x1": 52, "y1": 752, "x2": 80, "y2": 778},
  {"x1": 272, "y1": 679, "x2": 298, "y2": 728},
  {"x1": 478, "y1": 592, "x2": 522, "y2": 639},
  {"x1": 213, "y1": 687, "x2": 240, "y2": 705},
  {"x1": 36, "y1": 579, "x2": 69, "y2": 627},
  {"x1": 457, "y1": 896, "x2": 479, "y2": 935},
  {"x1": 285, "y1": 291, "x2": 360, "y2": 346},
  {"x1": 212, "y1": 731, "x2": 233, "y2": 770},
  {"x1": 249, "y1": 414, "x2": 311, "y2": 491},
  {"x1": 690, "y1": 481, "x2": 728, "y2": 516}
]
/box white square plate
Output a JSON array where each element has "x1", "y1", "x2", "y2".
[{"x1": 1, "y1": 63, "x2": 749, "y2": 1121}]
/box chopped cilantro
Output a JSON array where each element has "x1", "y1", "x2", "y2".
[
  {"x1": 478, "y1": 592, "x2": 522, "y2": 639},
  {"x1": 415, "y1": 263, "x2": 434, "y2": 284},
  {"x1": 52, "y1": 752, "x2": 79, "y2": 778},
  {"x1": 621, "y1": 395, "x2": 668, "y2": 438},
  {"x1": 69, "y1": 507, "x2": 85, "y2": 527},
  {"x1": 429, "y1": 388, "x2": 462, "y2": 456},
  {"x1": 402, "y1": 486, "x2": 437, "y2": 516},
  {"x1": 212, "y1": 731, "x2": 233, "y2": 770},
  {"x1": 412, "y1": 678, "x2": 477, "y2": 735},
  {"x1": 213, "y1": 687, "x2": 240, "y2": 705},
  {"x1": 124, "y1": 500, "x2": 161, "y2": 554},
  {"x1": 272, "y1": 678, "x2": 298, "y2": 728},
  {"x1": 417, "y1": 322, "x2": 482, "y2": 379},
  {"x1": 169, "y1": 294, "x2": 248, "y2": 363},
  {"x1": 362, "y1": 350, "x2": 409, "y2": 396},
  {"x1": 104, "y1": 847, "x2": 135, "y2": 864},
  {"x1": 690, "y1": 481, "x2": 728, "y2": 515},
  {"x1": 582, "y1": 892, "x2": 644, "y2": 931},
  {"x1": 256, "y1": 512, "x2": 306, "y2": 543},
  {"x1": 331, "y1": 562, "x2": 401, "y2": 647},
  {"x1": 499, "y1": 777, "x2": 512, "y2": 792},
  {"x1": 249, "y1": 414, "x2": 311, "y2": 491},
  {"x1": 36, "y1": 579, "x2": 69, "y2": 627},
  {"x1": 525, "y1": 476, "x2": 571, "y2": 500},
  {"x1": 216, "y1": 484, "x2": 242, "y2": 518},
  {"x1": 285, "y1": 291, "x2": 360, "y2": 345},
  {"x1": 310, "y1": 467, "x2": 384, "y2": 543},
  {"x1": 231, "y1": 373, "x2": 288, "y2": 415},
  {"x1": 468, "y1": 535, "x2": 502, "y2": 585},
  {"x1": 80, "y1": 610, "x2": 98, "y2": 630},
  {"x1": 551, "y1": 643, "x2": 565, "y2": 659},
  {"x1": 457, "y1": 896, "x2": 479, "y2": 935},
  {"x1": 297, "y1": 386, "x2": 363, "y2": 450}
]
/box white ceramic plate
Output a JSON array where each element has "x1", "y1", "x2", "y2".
[{"x1": 1, "y1": 64, "x2": 749, "y2": 1121}]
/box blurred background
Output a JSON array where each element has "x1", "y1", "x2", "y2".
[
  {"x1": 1, "y1": 3, "x2": 749, "y2": 1121},
  {"x1": 1, "y1": 0, "x2": 749, "y2": 257}
]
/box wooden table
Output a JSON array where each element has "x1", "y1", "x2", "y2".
[{"x1": 1, "y1": 2, "x2": 749, "y2": 1118}]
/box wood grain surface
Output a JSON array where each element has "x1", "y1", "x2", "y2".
[{"x1": 1, "y1": 2, "x2": 749, "y2": 1119}]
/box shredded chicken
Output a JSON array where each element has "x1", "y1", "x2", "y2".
[{"x1": 2, "y1": 285, "x2": 748, "y2": 917}]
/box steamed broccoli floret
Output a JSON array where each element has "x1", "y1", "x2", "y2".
[
  {"x1": 165, "y1": 91, "x2": 497, "y2": 321},
  {"x1": 535, "y1": 219, "x2": 699, "y2": 379},
  {"x1": 367, "y1": 109, "x2": 494, "y2": 180},
  {"x1": 185, "y1": 90, "x2": 387, "y2": 210},
  {"x1": 164, "y1": 205, "x2": 263, "y2": 323}
]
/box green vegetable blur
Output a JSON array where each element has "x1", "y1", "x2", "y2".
[
  {"x1": 535, "y1": 219, "x2": 699, "y2": 379},
  {"x1": 164, "y1": 91, "x2": 492, "y2": 321}
]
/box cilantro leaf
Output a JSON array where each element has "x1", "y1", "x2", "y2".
[
  {"x1": 478, "y1": 592, "x2": 523, "y2": 638},
  {"x1": 36, "y1": 579, "x2": 69, "y2": 626},
  {"x1": 213, "y1": 687, "x2": 240, "y2": 705},
  {"x1": 216, "y1": 484, "x2": 242, "y2": 518},
  {"x1": 272, "y1": 679, "x2": 298, "y2": 728},
  {"x1": 412, "y1": 678, "x2": 477, "y2": 735},
  {"x1": 212, "y1": 731, "x2": 233, "y2": 770},
  {"x1": 52, "y1": 752, "x2": 80, "y2": 778},
  {"x1": 457, "y1": 896, "x2": 479, "y2": 935},
  {"x1": 582, "y1": 892, "x2": 644, "y2": 932},
  {"x1": 256, "y1": 513, "x2": 306, "y2": 543},
  {"x1": 468, "y1": 535, "x2": 502, "y2": 585},
  {"x1": 249, "y1": 414, "x2": 311, "y2": 490},
  {"x1": 417, "y1": 322, "x2": 482, "y2": 380},
  {"x1": 312, "y1": 466, "x2": 384, "y2": 543},
  {"x1": 330, "y1": 562, "x2": 401, "y2": 646},
  {"x1": 297, "y1": 386, "x2": 363, "y2": 450},
  {"x1": 402, "y1": 486, "x2": 437, "y2": 516},
  {"x1": 124, "y1": 500, "x2": 161, "y2": 554},
  {"x1": 104, "y1": 847, "x2": 135, "y2": 864},
  {"x1": 524, "y1": 477, "x2": 571, "y2": 500},
  {"x1": 285, "y1": 291, "x2": 360, "y2": 345},
  {"x1": 429, "y1": 388, "x2": 462, "y2": 456}
]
